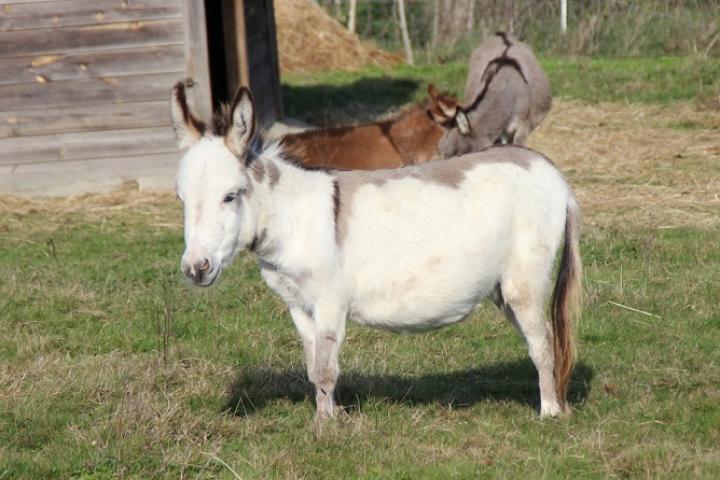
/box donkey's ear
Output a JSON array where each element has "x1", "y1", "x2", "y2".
[
  {"x1": 225, "y1": 86, "x2": 256, "y2": 156},
  {"x1": 170, "y1": 78, "x2": 206, "y2": 148},
  {"x1": 429, "y1": 102, "x2": 458, "y2": 129},
  {"x1": 455, "y1": 110, "x2": 471, "y2": 135},
  {"x1": 437, "y1": 98, "x2": 457, "y2": 118},
  {"x1": 428, "y1": 83, "x2": 460, "y2": 127}
]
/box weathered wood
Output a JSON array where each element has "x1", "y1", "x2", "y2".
[
  {"x1": 0, "y1": 0, "x2": 64, "y2": 3},
  {"x1": 182, "y1": 1, "x2": 212, "y2": 120},
  {"x1": 0, "y1": 0, "x2": 87, "y2": 3},
  {"x1": 0, "y1": 151, "x2": 179, "y2": 196},
  {"x1": 0, "y1": 45, "x2": 184, "y2": 86},
  {"x1": 0, "y1": 126, "x2": 177, "y2": 165},
  {"x1": 0, "y1": 72, "x2": 182, "y2": 111},
  {"x1": 0, "y1": 101, "x2": 171, "y2": 138},
  {"x1": 235, "y1": 0, "x2": 250, "y2": 87},
  {"x1": 0, "y1": 18, "x2": 183, "y2": 57},
  {"x1": 0, "y1": 0, "x2": 181, "y2": 32}
]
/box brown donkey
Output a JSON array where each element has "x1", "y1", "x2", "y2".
[{"x1": 280, "y1": 100, "x2": 454, "y2": 170}]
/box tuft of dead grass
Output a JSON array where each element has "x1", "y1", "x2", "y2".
[
  {"x1": 0, "y1": 182, "x2": 172, "y2": 216},
  {"x1": 274, "y1": 0, "x2": 401, "y2": 74},
  {"x1": 0, "y1": 182, "x2": 181, "y2": 238}
]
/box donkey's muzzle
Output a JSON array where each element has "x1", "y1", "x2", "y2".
[{"x1": 183, "y1": 257, "x2": 212, "y2": 284}]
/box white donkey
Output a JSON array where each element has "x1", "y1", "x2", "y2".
[{"x1": 171, "y1": 80, "x2": 582, "y2": 425}]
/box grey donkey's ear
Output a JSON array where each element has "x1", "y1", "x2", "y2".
[
  {"x1": 455, "y1": 110, "x2": 471, "y2": 135},
  {"x1": 170, "y1": 78, "x2": 206, "y2": 148},
  {"x1": 225, "y1": 86, "x2": 256, "y2": 156}
]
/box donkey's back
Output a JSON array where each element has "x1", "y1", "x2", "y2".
[{"x1": 282, "y1": 104, "x2": 444, "y2": 170}]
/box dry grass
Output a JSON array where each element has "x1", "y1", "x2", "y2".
[
  {"x1": 529, "y1": 100, "x2": 720, "y2": 229},
  {"x1": 274, "y1": 0, "x2": 401, "y2": 74},
  {"x1": 0, "y1": 182, "x2": 169, "y2": 216},
  {"x1": 0, "y1": 183, "x2": 177, "y2": 239}
]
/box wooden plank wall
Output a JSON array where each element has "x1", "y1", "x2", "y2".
[{"x1": 0, "y1": 0, "x2": 187, "y2": 193}]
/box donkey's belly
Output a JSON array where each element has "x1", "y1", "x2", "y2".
[{"x1": 348, "y1": 267, "x2": 498, "y2": 332}]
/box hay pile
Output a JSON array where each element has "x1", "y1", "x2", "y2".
[{"x1": 274, "y1": 0, "x2": 401, "y2": 73}]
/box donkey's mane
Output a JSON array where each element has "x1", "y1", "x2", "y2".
[{"x1": 208, "y1": 102, "x2": 234, "y2": 137}]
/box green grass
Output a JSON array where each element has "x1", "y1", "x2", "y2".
[
  {"x1": 283, "y1": 57, "x2": 720, "y2": 124},
  {"x1": 1, "y1": 192, "x2": 719, "y2": 478}
]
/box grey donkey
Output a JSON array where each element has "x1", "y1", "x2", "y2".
[{"x1": 428, "y1": 32, "x2": 552, "y2": 157}]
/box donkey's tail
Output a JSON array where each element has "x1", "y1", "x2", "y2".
[{"x1": 551, "y1": 196, "x2": 582, "y2": 412}]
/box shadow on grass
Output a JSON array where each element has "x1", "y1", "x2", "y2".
[
  {"x1": 282, "y1": 76, "x2": 421, "y2": 126},
  {"x1": 224, "y1": 360, "x2": 593, "y2": 416}
]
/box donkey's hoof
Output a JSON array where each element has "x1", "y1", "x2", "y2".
[
  {"x1": 313, "y1": 411, "x2": 334, "y2": 437},
  {"x1": 315, "y1": 390, "x2": 335, "y2": 419},
  {"x1": 539, "y1": 402, "x2": 563, "y2": 418}
]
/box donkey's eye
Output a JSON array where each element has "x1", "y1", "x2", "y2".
[{"x1": 223, "y1": 192, "x2": 238, "y2": 203}]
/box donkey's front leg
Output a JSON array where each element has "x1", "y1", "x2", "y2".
[
  {"x1": 289, "y1": 307, "x2": 316, "y2": 383},
  {"x1": 311, "y1": 301, "x2": 347, "y2": 424}
]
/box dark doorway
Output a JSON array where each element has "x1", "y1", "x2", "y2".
[
  {"x1": 203, "y1": 0, "x2": 282, "y2": 126},
  {"x1": 204, "y1": 0, "x2": 231, "y2": 108}
]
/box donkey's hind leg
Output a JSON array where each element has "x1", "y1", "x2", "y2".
[
  {"x1": 498, "y1": 277, "x2": 563, "y2": 417},
  {"x1": 312, "y1": 301, "x2": 347, "y2": 427}
]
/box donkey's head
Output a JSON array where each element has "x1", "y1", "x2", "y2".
[
  {"x1": 427, "y1": 84, "x2": 475, "y2": 157},
  {"x1": 171, "y1": 79, "x2": 258, "y2": 287}
]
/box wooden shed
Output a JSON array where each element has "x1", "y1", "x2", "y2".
[{"x1": 0, "y1": 0, "x2": 282, "y2": 195}]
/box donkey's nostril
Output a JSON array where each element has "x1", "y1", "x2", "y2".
[{"x1": 200, "y1": 258, "x2": 210, "y2": 272}]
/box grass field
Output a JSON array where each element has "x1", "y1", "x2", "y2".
[{"x1": 2, "y1": 58, "x2": 720, "y2": 478}]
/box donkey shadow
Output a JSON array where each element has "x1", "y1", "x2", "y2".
[
  {"x1": 224, "y1": 360, "x2": 593, "y2": 417},
  {"x1": 282, "y1": 77, "x2": 420, "y2": 127}
]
